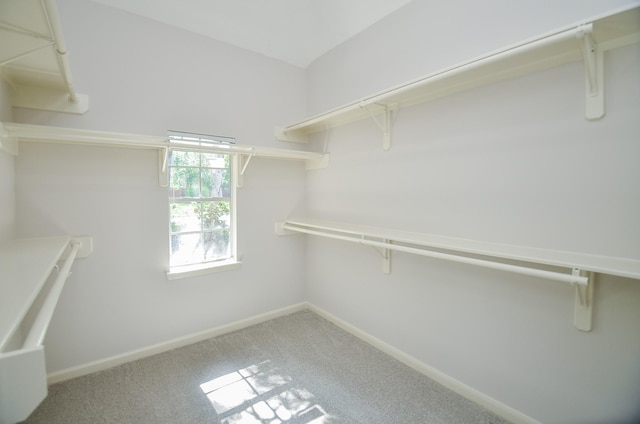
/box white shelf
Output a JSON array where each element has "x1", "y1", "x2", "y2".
[
  {"x1": 0, "y1": 122, "x2": 329, "y2": 186},
  {"x1": 0, "y1": 0, "x2": 89, "y2": 114},
  {"x1": 0, "y1": 122, "x2": 327, "y2": 161},
  {"x1": 278, "y1": 217, "x2": 639, "y2": 332},
  {"x1": 1, "y1": 236, "x2": 90, "y2": 424},
  {"x1": 0, "y1": 236, "x2": 71, "y2": 351},
  {"x1": 281, "y1": 218, "x2": 640, "y2": 281},
  {"x1": 276, "y1": 5, "x2": 640, "y2": 145}
]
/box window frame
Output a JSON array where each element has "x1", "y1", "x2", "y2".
[{"x1": 166, "y1": 132, "x2": 240, "y2": 280}]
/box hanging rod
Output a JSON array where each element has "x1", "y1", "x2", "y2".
[
  {"x1": 0, "y1": 236, "x2": 92, "y2": 423},
  {"x1": 42, "y1": 0, "x2": 79, "y2": 104},
  {"x1": 276, "y1": 22, "x2": 588, "y2": 142},
  {"x1": 22, "y1": 240, "x2": 80, "y2": 349},
  {"x1": 276, "y1": 5, "x2": 640, "y2": 144},
  {"x1": 275, "y1": 218, "x2": 640, "y2": 331},
  {"x1": 280, "y1": 223, "x2": 588, "y2": 286},
  {"x1": 277, "y1": 218, "x2": 640, "y2": 281}
]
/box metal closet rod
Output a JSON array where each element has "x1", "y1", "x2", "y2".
[
  {"x1": 282, "y1": 224, "x2": 589, "y2": 286},
  {"x1": 42, "y1": 0, "x2": 78, "y2": 104}
]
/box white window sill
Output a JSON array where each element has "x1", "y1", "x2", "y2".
[{"x1": 166, "y1": 259, "x2": 241, "y2": 280}]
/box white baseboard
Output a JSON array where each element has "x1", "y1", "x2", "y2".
[
  {"x1": 306, "y1": 302, "x2": 541, "y2": 424},
  {"x1": 47, "y1": 302, "x2": 307, "y2": 384}
]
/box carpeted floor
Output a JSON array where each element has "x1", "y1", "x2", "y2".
[{"x1": 24, "y1": 310, "x2": 510, "y2": 423}]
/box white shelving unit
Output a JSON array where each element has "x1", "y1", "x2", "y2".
[
  {"x1": 276, "y1": 5, "x2": 640, "y2": 149},
  {"x1": 0, "y1": 122, "x2": 329, "y2": 187},
  {"x1": 0, "y1": 0, "x2": 88, "y2": 114},
  {"x1": 277, "y1": 217, "x2": 640, "y2": 331},
  {"x1": 0, "y1": 236, "x2": 92, "y2": 424},
  {"x1": 0, "y1": 237, "x2": 70, "y2": 350}
]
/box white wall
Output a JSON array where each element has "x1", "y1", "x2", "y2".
[
  {"x1": 0, "y1": 79, "x2": 15, "y2": 243},
  {"x1": 8, "y1": 0, "x2": 640, "y2": 422},
  {"x1": 14, "y1": 0, "x2": 308, "y2": 372},
  {"x1": 307, "y1": 0, "x2": 639, "y2": 115},
  {"x1": 14, "y1": 0, "x2": 308, "y2": 144},
  {"x1": 305, "y1": 1, "x2": 640, "y2": 423}
]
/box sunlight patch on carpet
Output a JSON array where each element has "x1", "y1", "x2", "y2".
[{"x1": 200, "y1": 360, "x2": 331, "y2": 423}]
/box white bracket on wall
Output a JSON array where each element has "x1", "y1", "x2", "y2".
[
  {"x1": 572, "y1": 268, "x2": 595, "y2": 332},
  {"x1": 234, "y1": 150, "x2": 328, "y2": 188},
  {"x1": 59, "y1": 236, "x2": 94, "y2": 260},
  {"x1": 11, "y1": 86, "x2": 90, "y2": 115},
  {"x1": 363, "y1": 237, "x2": 392, "y2": 274},
  {"x1": 158, "y1": 147, "x2": 169, "y2": 187},
  {"x1": 305, "y1": 153, "x2": 331, "y2": 170},
  {"x1": 360, "y1": 103, "x2": 396, "y2": 150},
  {"x1": 275, "y1": 222, "x2": 298, "y2": 235},
  {"x1": 235, "y1": 153, "x2": 255, "y2": 188},
  {"x1": 0, "y1": 122, "x2": 19, "y2": 155},
  {"x1": 577, "y1": 24, "x2": 604, "y2": 120},
  {"x1": 274, "y1": 127, "x2": 308, "y2": 144}
]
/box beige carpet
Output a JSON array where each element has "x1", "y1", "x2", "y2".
[{"x1": 24, "y1": 310, "x2": 510, "y2": 423}]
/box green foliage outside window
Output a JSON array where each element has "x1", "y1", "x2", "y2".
[{"x1": 169, "y1": 149, "x2": 232, "y2": 266}]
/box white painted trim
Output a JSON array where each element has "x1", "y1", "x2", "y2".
[
  {"x1": 306, "y1": 303, "x2": 541, "y2": 424},
  {"x1": 165, "y1": 259, "x2": 242, "y2": 280},
  {"x1": 47, "y1": 302, "x2": 307, "y2": 384}
]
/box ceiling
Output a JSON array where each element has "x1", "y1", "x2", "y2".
[{"x1": 91, "y1": 0, "x2": 414, "y2": 68}]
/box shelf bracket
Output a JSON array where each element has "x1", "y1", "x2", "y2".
[
  {"x1": 360, "y1": 103, "x2": 395, "y2": 150},
  {"x1": 0, "y1": 122, "x2": 19, "y2": 155},
  {"x1": 236, "y1": 153, "x2": 255, "y2": 188},
  {"x1": 361, "y1": 236, "x2": 392, "y2": 274},
  {"x1": 158, "y1": 147, "x2": 169, "y2": 187},
  {"x1": 381, "y1": 239, "x2": 391, "y2": 274},
  {"x1": 11, "y1": 86, "x2": 90, "y2": 115},
  {"x1": 275, "y1": 127, "x2": 308, "y2": 143},
  {"x1": 577, "y1": 25, "x2": 604, "y2": 120},
  {"x1": 275, "y1": 221, "x2": 298, "y2": 236},
  {"x1": 305, "y1": 154, "x2": 330, "y2": 170},
  {"x1": 572, "y1": 268, "x2": 594, "y2": 332}
]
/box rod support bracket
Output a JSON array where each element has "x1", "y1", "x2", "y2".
[
  {"x1": 235, "y1": 153, "x2": 255, "y2": 188},
  {"x1": 577, "y1": 25, "x2": 604, "y2": 120},
  {"x1": 360, "y1": 103, "x2": 396, "y2": 150},
  {"x1": 572, "y1": 268, "x2": 595, "y2": 332},
  {"x1": 158, "y1": 147, "x2": 169, "y2": 187},
  {"x1": 0, "y1": 122, "x2": 19, "y2": 155},
  {"x1": 381, "y1": 239, "x2": 391, "y2": 274},
  {"x1": 364, "y1": 237, "x2": 392, "y2": 274}
]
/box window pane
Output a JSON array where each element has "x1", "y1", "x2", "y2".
[
  {"x1": 202, "y1": 152, "x2": 227, "y2": 168},
  {"x1": 170, "y1": 167, "x2": 200, "y2": 198},
  {"x1": 170, "y1": 150, "x2": 200, "y2": 167},
  {"x1": 170, "y1": 232, "x2": 229, "y2": 266},
  {"x1": 201, "y1": 168, "x2": 229, "y2": 198},
  {"x1": 203, "y1": 230, "x2": 230, "y2": 260},
  {"x1": 170, "y1": 233, "x2": 204, "y2": 266},
  {"x1": 170, "y1": 202, "x2": 201, "y2": 233},
  {"x1": 168, "y1": 132, "x2": 235, "y2": 271},
  {"x1": 195, "y1": 201, "x2": 230, "y2": 231}
]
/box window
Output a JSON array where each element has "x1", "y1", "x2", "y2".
[{"x1": 167, "y1": 131, "x2": 238, "y2": 277}]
